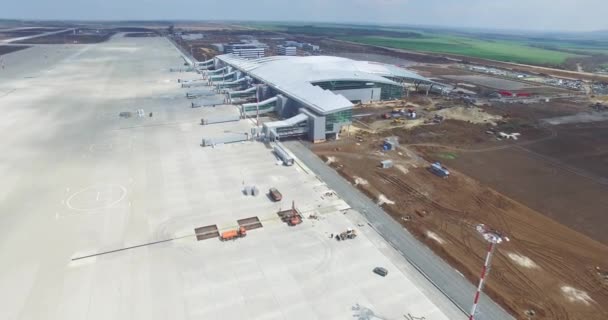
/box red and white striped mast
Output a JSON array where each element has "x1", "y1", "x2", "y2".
[{"x1": 469, "y1": 224, "x2": 509, "y2": 320}]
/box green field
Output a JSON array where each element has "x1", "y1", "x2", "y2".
[
  {"x1": 523, "y1": 38, "x2": 608, "y2": 55},
  {"x1": 242, "y1": 22, "x2": 608, "y2": 67},
  {"x1": 340, "y1": 35, "x2": 580, "y2": 66}
]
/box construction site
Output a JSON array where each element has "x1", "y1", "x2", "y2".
[
  {"x1": 306, "y1": 50, "x2": 608, "y2": 320},
  {"x1": 175, "y1": 26, "x2": 608, "y2": 319},
  {"x1": 1, "y1": 22, "x2": 607, "y2": 320}
]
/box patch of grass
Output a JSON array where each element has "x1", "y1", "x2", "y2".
[
  {"x1": 436, "y1": 152, "x2": 458, "y2": 160},
  {"x1": 340, "y1": 35, "x2": 581, "y2": 66}
]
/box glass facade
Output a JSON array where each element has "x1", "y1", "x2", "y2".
[
  {"x1": 314, "y1": 81, "x2": 373, "y2": 91},
  {"x1": 377, "y1": 82, "x2": 403, "y2": 100},
  {"x1": 313, "y1": 80, "x2": 403, "y2": 100},
  {"x1": 325, "y1": 110, "x2": 352, "y2": 132}
]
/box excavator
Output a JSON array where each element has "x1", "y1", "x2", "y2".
[{"x1": 335, "y1": 228, "x2": 357, "y2": 241}]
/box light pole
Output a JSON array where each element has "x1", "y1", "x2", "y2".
[{"x1": 469, "y1": 224, "x2": 509, "y2": 320}]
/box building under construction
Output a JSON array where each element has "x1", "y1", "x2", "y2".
[{"x1": 200, "y1": 54, "x2": 442, "y2": 142}]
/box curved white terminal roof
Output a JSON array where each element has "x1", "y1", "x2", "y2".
[{"x1": 216, "y1": 54, "x2": 437, "y2": 115}]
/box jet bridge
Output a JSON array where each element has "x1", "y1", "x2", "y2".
[
  {"x1": 228, "y1": 86, "x2": 257, "y2": 102},
  {"x1": 241, "y1": 96, "x2": 278, "y2": 117},
  {"x1": 195, "y1": 59, "x2": 214, "y2": 70},
  {"x1": 204, "y1": 67, "x2": 228, "y2": 78},
  {"x1": 212, "y1": 77, "x2": 247, "y2": 90},
  {"x1": 208, "y1": 71, "x2": 236, "y2": 82},
  {"x1": 264, "y1": 113, "x2": 309, "y2": 140}
]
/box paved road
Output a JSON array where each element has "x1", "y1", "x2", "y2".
[
  {"x1": 166, "y1": 36, "x2": 195, "y2": 66},
  {"x1": 284, "y1": 140, "x2": 514, "y2": 320},
  {"x1": 0, "y1": 28, "x2": 74, "y2": 44}
]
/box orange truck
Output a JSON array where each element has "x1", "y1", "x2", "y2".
[
  {"x1": 277, "y1": 201, "x2": 303, "y2": 227},
  {"x1": 288, "y1": 214, "x2": 302, "y2": 226},
  {"x1": 220, "y1": 226, "x2": 247, "y2": 241}
]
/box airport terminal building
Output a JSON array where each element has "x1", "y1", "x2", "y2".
[{"x1": 203, "y1": 54, "x2": 440, "y2": 142}]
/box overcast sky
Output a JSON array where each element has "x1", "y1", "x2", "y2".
[{"x1": 3, "y1": 0, "x2": 607, "y2": 32}]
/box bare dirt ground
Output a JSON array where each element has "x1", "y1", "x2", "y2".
[
  {"x1": 310, "y1": 95, "x2": 608, "y2": 319},
  {"x1": 419, "y1": 128, "x2": 608, "y2": 245},
  {"x1": 525, "y1": 121, "x2": 608, "y2": 178},
  {"x1": 484, "y1": 99, "x2": 589, "y2": 121},
  {"x1": 313, "y1": 134, "x2": 608, "y2": 320}
]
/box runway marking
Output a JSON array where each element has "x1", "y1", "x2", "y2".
[
  {"x1": 71, "y1": 234, "x2": 194, "y2": 261},
  {"x1": 88, "y1": 142, "x2": 113, "y2": 153},
  {"x1": 66, "y1": 184, "x2": 127, "y2": 211}
]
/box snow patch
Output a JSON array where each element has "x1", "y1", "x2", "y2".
[
  {"x1": 353, "y1": 176, "x2": 368, "y2": 186},
  {"x1": 426, "y1": 231, "x2": 446, "y2": 244},
  {"x1": 376, "y1": 194, "x2": 395, "y2": 206},
  {"x1": 507, "y1": 252, "x2": 540, "y2": 269},
  {"x1": 561, "y1": 286, "x2": 593, "y2": 305}
]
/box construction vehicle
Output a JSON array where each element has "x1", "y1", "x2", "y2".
[
  {"x1": 406, "y1": 108, "x2": 416, "y2": 119},
  {"x1": 269, "y1": 187, "x2": 282, "y2": 202},
  {"x1": 220, "y1": 226, "x2": 247, "y2": 241},
  {"x1": 277, "y1": 201, "x2": 303, "y2": 226},
  {"x1": 335, "y1": 228, "x2": 357, "y2": 241},
  {"x1": 391, "y1": 118, "x2": 404, "y2": 125},
  {"x1": 429, "y1": 162, "x2": 450, "y2": 178}
]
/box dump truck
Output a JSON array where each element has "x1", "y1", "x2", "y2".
[
  {"x1": 269, "y1": 188, "x2": 282, "y2": 202},
  {"x1": 220, "y1": 226, "x2": 247, "y2": 241},
  {"x1": 335, "y1": 228, "x2": 357, "y2": 241}
]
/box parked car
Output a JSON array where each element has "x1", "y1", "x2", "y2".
[
  {"x1": 269, "y1": 187, "x2": 282, "y2": 202},
  {"x1": 373, "y1": 267, "x2": 388, "y2": 277}
]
